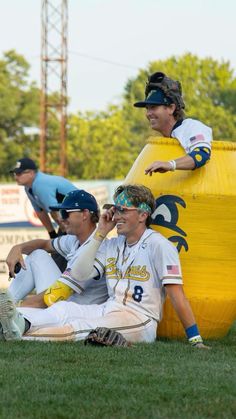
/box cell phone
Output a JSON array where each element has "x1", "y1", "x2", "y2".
[
  {"x1": 102, "y1": 204, "x2": 113, "y2": 210},
  {"x1": 14, "y1": 262, "x2": 21, "y2": 274},
  {"x1": 9, "y1": 262, "x2": 21, "y2": 279}
]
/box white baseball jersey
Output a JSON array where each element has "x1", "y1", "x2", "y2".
[
  {"x1": 19, "y1": 229, "x2": 181, "y2": 343},
  {"x1": 171, "y1": 118, "x2": 212, "y2": 153},
  {"x1": 92, "y1": 229, "x2": 183, "y2": 322},
  {"x1": 52, "y1": 234, "x2": 108, "y2": 305}
]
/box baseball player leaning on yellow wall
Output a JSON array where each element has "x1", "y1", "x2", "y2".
[
  {"x1": 134, "y1": 72, "x2": 212, "y2": 175},
  {"x1": 0, "y1": 185, "x2": 209, "y2": 348}
]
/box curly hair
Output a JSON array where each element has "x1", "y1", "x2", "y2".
[
  {"x1": 113, "y1": 184, "x2": 156, "y2": 227},
  {"x1": 173, "y1": 106, "x2": 185, "y2": 120},
  {"x1": 90, "y1": 211, "x2": 100, "y2": 224}
]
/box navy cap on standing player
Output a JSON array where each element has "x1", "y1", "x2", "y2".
[{"x1": 49, "y1": 189, "x2": 99, "y2": 213}]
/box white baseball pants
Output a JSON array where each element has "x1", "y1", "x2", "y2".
[
  {"x1": 9, "y1": 250, "x2": 61, "y2": 302},
  {"x1": 19, "y1": 300, "x2": 157, "y2": 343}
]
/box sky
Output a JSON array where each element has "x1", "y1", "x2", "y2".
[{"x1": 0, "y1": 0, "x2": 235, "y2": 113}]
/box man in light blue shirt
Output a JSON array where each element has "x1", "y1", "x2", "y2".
[{"x1": 10, "y1": 157, "x2": 77, "y2": 270}]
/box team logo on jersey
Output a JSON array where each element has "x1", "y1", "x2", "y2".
[
  {"x1": 151, "y1": 194, "x2": 188, "y2": 253},
  {"x1": 105, "y1": 257, "x2": 118, "y2": 278},
  {"x1": 105, "y1": 258, "x2": 150, "y2": 282},
  {"x1": 126, "y1": 265, "x2": 150, "y2": 282}
]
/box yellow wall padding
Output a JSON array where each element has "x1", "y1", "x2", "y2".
[{"x1": 125, "y1": 138, "x2": 236, "y2": 339}]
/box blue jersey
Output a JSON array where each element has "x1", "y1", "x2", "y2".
[{"x1": 25, "y1": 171, "x2": 77, "y2": 212}]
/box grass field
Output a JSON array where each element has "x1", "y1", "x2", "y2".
[{"x1": 0, "y1": 323, "x2": 235, "y2": 419}]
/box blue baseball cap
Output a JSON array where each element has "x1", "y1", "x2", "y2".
[
  {"x1": 49, "y1": 189, "x2": 99, "y2": 213},
  {"x1": 134, "y1": 88, "x2": 173, "y2": 108}
]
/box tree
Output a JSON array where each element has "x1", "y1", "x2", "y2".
[
  {"x1": 0, "y1": 50, "x2": 40, "y2": 178},
  {"x1": 67, "y1": 106, "x2": 131, "y2": 179}
]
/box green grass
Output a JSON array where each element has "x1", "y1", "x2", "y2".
[{"x1": 0, "y1": 323, "x2": 235, "y2": 419}]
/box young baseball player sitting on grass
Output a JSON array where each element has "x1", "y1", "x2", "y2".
[
  {"x1": 0, "y1": 185, "x2": 208, "y2": 348},
  {"x1": 5, "y1": 189, "x2": 108, "y2": 311}
]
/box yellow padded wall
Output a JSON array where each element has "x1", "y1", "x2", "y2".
[{"x1": 125, "y1": 138, "x2": 236, "y2": 338}]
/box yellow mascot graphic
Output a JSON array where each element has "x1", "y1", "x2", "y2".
[{"x1": 125, "y1": 138, "x2": 236, "y2": 338}]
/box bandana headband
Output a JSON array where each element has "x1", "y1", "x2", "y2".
[{"x1": 115, "y1": 190, "x2": 152, "y2": 213}]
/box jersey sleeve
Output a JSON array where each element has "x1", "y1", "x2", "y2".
[
  {"x1": 93, "y1": 240, "x2": 109, "y2": 278},
  {"x1": 59, "y1": 268, "x2": 95, "y2": 294},
  {"x1": 172, "y1": 119, "x2": 212, "y2": 153},
  {"x1": 154, "y1": 238, "x2": 183, "y2": 285},
  {"x1": 70, "y1": 235, "x2": 108, "y2": 282},
  {"x1": 51, "y1": 235, "x2": 72, "y2": 257}
]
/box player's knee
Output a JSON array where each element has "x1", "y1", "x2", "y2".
[
  {"x1": 28, "y1": 249, "x2": 49, "y2": 262},
  {"x1": 43, "y1": 280, "x2": 74, "y2": 307}
]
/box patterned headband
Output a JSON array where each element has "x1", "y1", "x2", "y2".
[{"x1": 115, "y1": 190, "x2": 152, "y2": 213}]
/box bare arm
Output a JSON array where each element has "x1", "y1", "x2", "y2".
[
  {"x1": 145, "y1": 154, "x2": 195, "y2": 175},
  {"x1": 36, "y1": 209, "x2": 56, "y2": 234},
  {"x1": 19, "y1": 292, "x2": 47, "y2": 308},
  {"x1": 6, "y1": 239, "x2": 54, "y2": 278},
  {"x1": 165, "y1": 284, "x2": 196, "y2": 328},
  {"x1": 50, "y1": 210, "x2": 66, "y2": 232},
  {"x1": 165, "y1": 284, "x2": 210, "y2": 349}
]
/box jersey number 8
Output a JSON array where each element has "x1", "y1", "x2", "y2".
[{"x1": 132, "y1": 286, "x2": 144, "y2": 302}]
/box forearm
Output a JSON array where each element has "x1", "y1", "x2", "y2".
[
  {"x1": 36, "y1": 210, "x2": 55, "y2": 233},
  {"x1": 16, "y1": 239, "x2": 52, "y2": 255},
  {"x1": 145, "y1": 154, "x2": 195, "y2": 174},
  {"x1": 71, "y1": 231, "x2": 105, "y2": 281},
  {"x1": 6, "y1": 239, "x2": 52, "y2": 277},
  {"x1": 174, "y1": 147, "x2": 211, "y2": 170},
  {"x1": 71, "y1": 210, "x2": 115, "y2": 280},
  {"x1": 50, "y1": 211, "x2": 65, "y2": 232},
  {"x1": 172, "y1": 154, "x2": 195, "y2": 171},
  {"x1": 165, "y1": 284, "x2": 209, "y2": 347},
  {"x1": 165, "y1": 284, "x2": 196, "y2": 328},
  {"x1": 145, "y1": 147, "x2": 210, "y2": 174},
  {"x1": 19, "y1": 292, "x2": 47, "y2": 308}
]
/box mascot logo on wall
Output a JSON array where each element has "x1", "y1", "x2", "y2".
[{"x1": 151, "y1": 195, "x2": 188, "y2": 253}]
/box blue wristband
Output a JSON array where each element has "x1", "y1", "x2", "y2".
[
  {"x1": 185, "y1": 324, "x2": 200, "y2": 339},
  {"x1": 186, "y1": 324, "x2": 203, "y2": 346}
]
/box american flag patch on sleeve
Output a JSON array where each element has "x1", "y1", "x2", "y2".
[
  {"x1": 61, "y1": 268, "x2": 72, "y2": 280},
  {"x1": 167, "y1": 265, "x2": 180, "y2": 275},
  {"x1": 189, "y1": 134, "x2": 205, "y2": 144}
]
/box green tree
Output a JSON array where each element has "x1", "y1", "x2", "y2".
[
  {"x1": 0, "y1": 50, "x2": 40, "y2": 178},
  {"x1": 67, "y1": 106, "x2": 131, "y2": 179}
]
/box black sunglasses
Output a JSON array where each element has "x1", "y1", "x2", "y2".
[{"x1": 60, "y1": 209, "x2": 83, "y2": 220}]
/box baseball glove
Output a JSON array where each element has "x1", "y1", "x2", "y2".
[
  {"x1": 145, "y1": 71, "x2": 185, "y2": 109},
  {"x1": 84, "y1": 327, "x2": 130, "y2": 347}
]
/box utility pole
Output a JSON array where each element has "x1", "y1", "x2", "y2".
[{"x1": 40, "y1": 0, "x2": 68, "y2": 176}]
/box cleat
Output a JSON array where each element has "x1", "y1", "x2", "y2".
[{"x1": 0, "y1": 288, "x2": 25, "y2": 341}]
